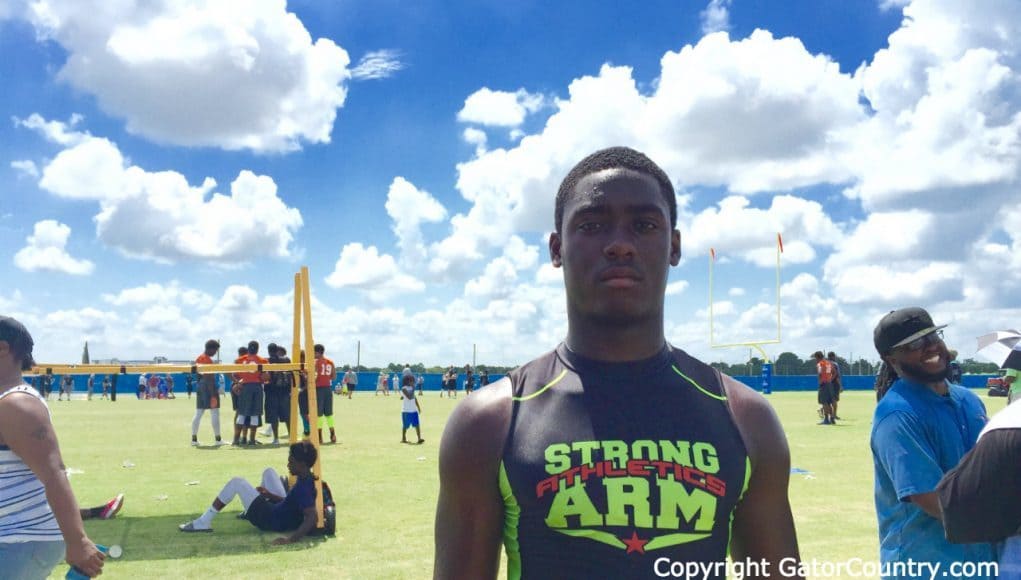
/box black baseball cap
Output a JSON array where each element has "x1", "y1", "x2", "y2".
[
  {"x1": 0, "y1": 316, "x2": 35, "y2": 370},
  {"x1": 874, "y1": 307, "x2": 947, "y2": 355}
]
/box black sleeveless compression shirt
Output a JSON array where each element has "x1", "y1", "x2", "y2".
[{"x1": 499, "y1": 343, "x2": 750, "y2": 579}]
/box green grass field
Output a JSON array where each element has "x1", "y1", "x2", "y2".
[{"x1": 47, "y1": 389, "x2": 1008, "y2": 579}]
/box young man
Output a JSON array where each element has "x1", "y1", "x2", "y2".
[
  {"x1": 313, "y1": 344, "x2": 337, "y2": 444},
  {"x1": 86, "y1": 375, "x2": 94, "y2": 401},
  {"x1": 826, "y1": 352, "x2": 842, "y2": 420},
  {"x1": 137, "y1": 373, "x2": 146, "y2": 400},
  {"x1": 101, "y1": 375, "x2": 111, "y2": 400},
  {"x1": 464, "y1": 365, "x2": 475, "y2": 395},
  {"x1": 375, "y1": 370, "x2": 387, "y2": 396},
  {"x1": 400, "y1": 375, "x2": 424, "y2": 444},
  {"x1": 444, "y1": 366, "x2": 457, "y2": 399},
  {"x1": 870, "y1": 307, "x2": 995, "y2": 577},
  {"x1": 231, "y1": 346, "x2": 247, "y2": 423},
  {"x1": 814, "y1": 351, "x2": 836, "y2": 425},
  {"x1": 265, "y1": 344, "x2": 292, "y2": 445},
  {"x1": 343, "y1": 366, "x2": 357, "y2": 400},
  {"x1": 434, "y1": 147, "x2": 800, "y2": 579},
  {"x1": 192, "y1": 340, "x2": 223, "y2": 447},
  {"x1": 58, "y1": 374, "x2": 73, "y2": 401},
  {"x1": 179, "y1": 441, "x2": 319, "y2": 544},
  {"x1": 234, "y1": 341, "x2": 268, "y2": 447}
]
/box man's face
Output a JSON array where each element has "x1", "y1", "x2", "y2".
[
  {"x1": 287, "y1": 453, "x2": 307, "y2": 476},
  {"x1": 550, "y1": 168, "x2": 680, "y2": 325},
  {"x1": 884, "y1": 331, "x2": 950, "y2": 384}
]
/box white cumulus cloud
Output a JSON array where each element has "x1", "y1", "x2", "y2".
[
  {"x1": 27, "y1": 116, "x2": 303, "y2": 264},
  {"x1": 324, "y1": 243, "x2": 424, "y2": 301},
  {"x1": 22, "y1": 1, "x2": 351, "y2": 152},
  {"x1": 457, "y1": 88, "x2": 545, "y2": 128},
  {"x1": 13, "y1": 220, "x2": 94, "y2": 275}
]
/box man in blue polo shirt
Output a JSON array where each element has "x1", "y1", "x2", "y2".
[{"x1": 870, "y1": 307, "x2": 995, "y2": 578}]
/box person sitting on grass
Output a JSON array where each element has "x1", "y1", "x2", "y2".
[
  {"x1": 179, "y1": 441, "x2": 318, "y2": 545},
  {"x1": 80, "y1": 493, "x2": 124, "y2": 520}
]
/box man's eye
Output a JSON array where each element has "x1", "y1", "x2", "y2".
[
  {"x1": 635, "y1": 221, "x2": 657, "y2": 232},
  {"x1": 578, "y1": 222, "x2": 602, "y2": 232}
]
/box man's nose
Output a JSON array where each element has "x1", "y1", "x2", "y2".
[{"x1": 604, "y1": 228, "x2": 637, "y2": 259}]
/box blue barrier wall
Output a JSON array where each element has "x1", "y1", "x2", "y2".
[
  {"x1": 729, "y1": 374, "x2": 997, "y2": 392},
  {"x1": 27, "y1": 371, "x2": 508, "y2": 394},
  {"x1": 29, "y1": 371, "x2": 997, "y2": 394}
]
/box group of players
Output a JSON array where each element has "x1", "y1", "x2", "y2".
[
  {"x1": 27, "y1": 373, "x2": 112, "y2": 401},
  {"x1": 190, "y1": 339, "x2": 340, "y2": 447}
]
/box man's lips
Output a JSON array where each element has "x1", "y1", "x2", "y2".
[{"x1": 599, "y1": 267, "x2": 642, "y2": 287}]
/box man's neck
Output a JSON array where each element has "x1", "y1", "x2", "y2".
[
  {"x1": 901, "y1": 374, "x2": 949, "y2": 396},
  {"x1": 565, "y1": 316, "x2": 666, "y2": 363},
  {"x1": 925, "y1": 379, "x2": 949, "y2": 396},
  {"x1": 0, "y1": 370, "x2": 24, "y2": 393}
]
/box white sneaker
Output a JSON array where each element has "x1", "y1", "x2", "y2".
[
  {"x1": 260, "y1": 426, "x2": 273, "y2": 437},
  {"x1": 191, "y1": 440, "x2": 200, "y2": 447}
]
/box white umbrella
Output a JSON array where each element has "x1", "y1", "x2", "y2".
[{"x1": 976, "y1": 330, "x2": 1021, "y2": 369}]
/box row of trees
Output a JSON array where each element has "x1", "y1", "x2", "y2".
[{"x1": 709, "y1": 352, "x2": 1001, "y2": 377}]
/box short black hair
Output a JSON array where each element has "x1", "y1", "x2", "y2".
[
  {"x1": 204, "y1": 339, "x2": 220, "y2": 352},
  {"x1": 247, "y1": 340, "x2": 259, "y2": 354},
  {"x1": 555, "y1": 146, "x2": 676, "y2": 233},
  {"x1": 314, "y1": 344, "x2": 324, "y2": 354},
  {"x1": 238, "y1": 346, "x2": 248, "y2": 356},
  {"x1": 827, "y1": 351, "x2": 837, "y2": 360},
  {"x1": 289, "y1": 440, "x2": 318, "y2": 468},
  {"x1": 813, "y1": 351, "x2": 824, "y2": 359}
]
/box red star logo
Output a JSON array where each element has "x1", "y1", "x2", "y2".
[{"x1": 622, "y1": 531, "x2": 650, "y2": 555}]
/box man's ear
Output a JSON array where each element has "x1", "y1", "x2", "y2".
[
  {"x1": 669, "y1": 229, "x2": 681, "y2": 266},
  {"x1": 549, "y1": 232, "x2": 562, "y2": 268}
]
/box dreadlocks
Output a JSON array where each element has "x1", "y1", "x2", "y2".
[{"x1": 874, "y1": 361, "x2": 899, "y2": 402}]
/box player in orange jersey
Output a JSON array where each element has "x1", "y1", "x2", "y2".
[
  {"x1": 191, "y1": 339, "x2": 223, "y2": 446},
  {"x1": 313, "y1": 344, "x2": 337, "y2": 444},
  {"x1": 234, "y1": 341, "x2": 268, "y2": 446}
]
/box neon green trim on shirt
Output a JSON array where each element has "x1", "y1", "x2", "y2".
[
  {"x1": 672, "y1": 365, "x2": 727, "y2": 401},
  {"x1": 511, "y1": 369, "x2": 568, "y2": 402},
  {"x1": 499, "y1": 462, "x2": 522, "y2": 580},
  {"x1": 726, "y1": 455, "x2": 753, "y2": 557}
]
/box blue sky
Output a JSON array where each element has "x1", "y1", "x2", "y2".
[{"x1": 1, "y1": 0, "x2": 1019, "y2": 368}]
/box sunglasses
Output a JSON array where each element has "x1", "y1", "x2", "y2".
[{"x1": 897, "y1": 329, "x2": 944, "y2": 352}]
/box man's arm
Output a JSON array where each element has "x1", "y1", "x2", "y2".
[
  {"x1": 723, "y1": 376, "x2": 803, "y2": 579},
  {"x1": 907, "y1": 492, "x2": 941, "y2": 519},
  {"x1": 938, "y1": 428, "x2": 1021, "y2": 543},
  {"x1": 0, "y1": 395, "x2": 105, "y2": 576},
  {"x1": 273, "y1": 506, "x2": 318, "y2": 545},
  {"x1": 434, "y1": 379, "x2": 511, "y2": 580}
]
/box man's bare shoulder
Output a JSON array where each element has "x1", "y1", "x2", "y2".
[
  {"x1": 444, "y1": 378, "x2": 512, "y2": 442},
  {"x1": 439, "y1": 377, "x2": 513, "y2": 481},
  {"x1": 719, "y1": 374, "x2": 789, "y2": 465}
]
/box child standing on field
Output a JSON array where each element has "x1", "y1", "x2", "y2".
[{"x1": 400, "y1": 375, "x2": 423, "y2": 444}]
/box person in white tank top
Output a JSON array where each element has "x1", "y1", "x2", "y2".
[{"x1": 0, "y1": 316, "x2": 106, "y2": 579}]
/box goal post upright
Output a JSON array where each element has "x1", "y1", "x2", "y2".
[
  {"x1": 299, "y1": 266, "x2": 325, "y2": 528},
  {"x1": 707, "y1": 234, "x2": 784, "y2": 366},
  {"x1": 289, "y1": 272, "x2": 301, "y2": 448}
]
